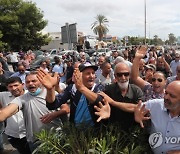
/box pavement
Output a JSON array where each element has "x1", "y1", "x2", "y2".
[{"x1": 2, "y1": 134, "x2": 19, "y2": 154}]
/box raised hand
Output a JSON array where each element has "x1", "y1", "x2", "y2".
[
  {"x1": 134, "y1": 101, "x2": 150, "y2": 128},
  {"x1": 37, "y1": 68, "x2": 58, "y2": 90},
  {"x1": 135, "y1": 46, "x2": 148, "y2": 59},
  {"x1": 98, "y1": 92, "x2": 114, "y2": 104},
  {"x1": 94, "y1": 99, "x2": 111, "y2": 122},
  {"x1": 73, "y1": 68, "x2": 85, "y2": 91}
]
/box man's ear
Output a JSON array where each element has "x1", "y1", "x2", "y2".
[{"x1": 22, "y1": 83, "x2": 25, "y2": 89}]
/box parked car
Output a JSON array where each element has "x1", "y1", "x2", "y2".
[
  {"x1": 84, "y1": 49, "x2": 96, "y2": 57},
  {"x1": 29, "y1": 54, "x2": 62, "y2": 71},
  {"x1": 92, "y1": 48, "x2": 110, "y2": 57}
]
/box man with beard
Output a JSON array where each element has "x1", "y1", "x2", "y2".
[
  {"x1": 95, "y1": 80, "x2": 180, "y2": 154},
  {"x1": 134, "y1": 80, "x2": 180, "y2": 154},
  {"x1": 100, "y1": 62, "x2": 144, "y2": 130}
]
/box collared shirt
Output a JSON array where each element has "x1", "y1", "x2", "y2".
[
  {"x1": 96, "y1": 74, "x2": 114, "y2": 86},
  {"x1": 145, "y1": 99, "x2": 180, "y2": 154},
  {"x1": 143, "y1": 84, "x2": 164, "y2": 101},
  {"x1": 166, "y1": 76, "x2": 177, "y2": 86},
  {"x1": 104, "y1": 83, "x2": 144, "y2": 130},
  {"x1": 6, "y1": 53, "x2": 18, "y2": 62},
  {"x1": 11, "y1": 71, "x2": 29, "y2": 84},
  {"x1": 0, "y1": 91, "x2": 26, "y2": 138},
  {"x1": 170, "y1": 60, "x2": 180, "y2": 76}
]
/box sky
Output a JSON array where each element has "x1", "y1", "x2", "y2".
[{"x1": 30, "y1": 0, "x2": 180, "y2": 40}]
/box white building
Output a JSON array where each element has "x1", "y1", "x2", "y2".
[{"x1": 41, "y1": 32, "x2": 68, "y2": 51}]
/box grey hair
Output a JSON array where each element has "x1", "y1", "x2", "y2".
[
  {"x1": 114, "y1": 62, "x2": 131, "y2": 74},
  {"x1": 114, "y1": 56, "x2": 124, "y2": 64}
]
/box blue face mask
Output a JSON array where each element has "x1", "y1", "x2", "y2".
[{"x1": 29, "y1": 88, "x2": 42, "y2": 96}]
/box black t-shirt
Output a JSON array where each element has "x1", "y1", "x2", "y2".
[{"x1": 104, "y1": 83, "x2": 144, "y2": 131}]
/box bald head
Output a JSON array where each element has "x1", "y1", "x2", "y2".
[
  {"x1": 164, "y1": 81, "x2": 180, "y2": 113},
  {"x1": 167, "y1": 81, "x2": 180, "y2": 93}
]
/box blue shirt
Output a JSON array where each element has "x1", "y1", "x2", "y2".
[
  {"x1": 74, "y1": 94, "x2": 94, "y2": 127},
  {"x1": 145, "y1": 99, "x2": 180, "y2": 154}
]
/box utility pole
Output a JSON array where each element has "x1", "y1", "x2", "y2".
[{"x1": 144, "y1": 0, "x2": 147, "y2": 45}]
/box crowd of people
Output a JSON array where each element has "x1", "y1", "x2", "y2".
[{"x1": 0, "y1": 45, "x2": 179, "y2": 154}]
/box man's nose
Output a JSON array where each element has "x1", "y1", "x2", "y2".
[{"x1": 11, "y1": 86, "x2": 17, "y2": 90}]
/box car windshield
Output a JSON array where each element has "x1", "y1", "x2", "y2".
[{"x1": 97, "y1": 48, "x2": 109, "y2": 53}]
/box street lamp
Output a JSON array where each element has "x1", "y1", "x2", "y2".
[{"x1": 144, "y1": 0, "x2": 147, "y2": 45}]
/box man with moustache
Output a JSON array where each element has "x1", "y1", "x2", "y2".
[
  {"x1": 101, "y1": 62, "x2": 144, "y2": 130},
  {"x1": 134, "y1": 80, "x2": 180, "y2": 154},
  {"x1": 0, "y1": 72, "x2": 70, "y2": 152},
  {"x1": 0, "y1": 77, "x2": 31, "y2": 154}
]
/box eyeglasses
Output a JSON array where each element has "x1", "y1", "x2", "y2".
[
  {"x1": 152, "y1": 78, "x2": 163, "y2": 82},
  {"x1": 116, "y1": 72, "x2": 130, "y2": 77}
]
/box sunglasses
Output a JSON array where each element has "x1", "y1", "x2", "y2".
[
  {"x1": 152, "y1": 78, "x2": 163, "y2": 82},
  {"x1": 116, "y1": 72, "x2": 130, "y2": 77}
]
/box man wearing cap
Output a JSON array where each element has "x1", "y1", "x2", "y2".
[
  {"x1": 131, "y1": 46, "x2": 167, "y2": 101},
  {"x1": 37, "y1": 62, "x2": 107, "y2": 128},
  {"x1": 142, "y1": 63, "x2": 156, "y2": 83}
]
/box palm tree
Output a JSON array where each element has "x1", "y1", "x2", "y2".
[{"x1": 91, "y1": 14, "x2": 109, "y2": 41}]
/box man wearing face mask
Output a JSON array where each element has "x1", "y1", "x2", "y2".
[
  {"x1": 102, "y1": 62, "x2": 144, "y2": 131},
  {"x1": 0, "y1": 72, "x2": 70, "y2": 153}
]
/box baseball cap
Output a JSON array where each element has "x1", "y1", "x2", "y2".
[
  {"x1": 145, "y1": 64, "x2": 156, "y2": 71},
  {"x1": 79, "y1": 62, "x2": 98, "y2": 72}
]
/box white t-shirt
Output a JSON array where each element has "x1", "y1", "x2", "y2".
[{"x1": 0, "y1": 92, "x2": 26, "y2": 138}]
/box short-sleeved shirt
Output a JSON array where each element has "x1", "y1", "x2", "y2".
[
  {"x1": 145, "y1": 99, "x2": 180, "y2": 154},
  {"x1": 96, "y1": 74, "x2": 114, "y2": 86},
  {"x1": 166, "y1": 76, "x2": 177, "y2": 86},
  {"x1": 143, "y1": 84, "x2": 164, "y2": 101},
  {"x1": 0, "y1": 92, "x2": 26, "y2": 138},
  {"x1": 10, "y1": 89, "x2": 61, "y2": 142},
  {"x1": 104, "y1": 83, "x2": 144, "y2": 130}
]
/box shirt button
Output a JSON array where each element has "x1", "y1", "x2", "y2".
[{"x1": 167, "y1": 131, "x2": 169, "y2": 133}]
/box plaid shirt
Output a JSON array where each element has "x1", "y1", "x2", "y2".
[{"x1": 143, "y1": 84, "x2": 164, "y2": 101}]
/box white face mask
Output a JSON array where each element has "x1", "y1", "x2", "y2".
[
  {"x1": 29, "y1": 87, "x2": 42, "y2": 96},
  {"x1": 117, "y1": 80, "x2": 129, "y2": 90}
]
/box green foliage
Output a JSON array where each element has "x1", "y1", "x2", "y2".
[
  {"x1": 168, "y1": 33, "x2": 177, "y2": 45},
  {"x1": 34, "y1": 124, "x2": 152, "y2": 154},
  {"x1": 91, "y1": 15, "x2": 109, "y2": 41},
  {"x1": 0, "y1": 31, "x2": 6, "y2": 50},
  {"x1": 0, "y1": 0, "x2": 50, "y2": 51}
]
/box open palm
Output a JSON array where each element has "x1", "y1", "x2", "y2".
[
  {"x1": 37, "y1": 69, "x2": 58, "y2": 89},
  {"x1": 135, "y1": 46, "x2": 147, "y2": 59}
]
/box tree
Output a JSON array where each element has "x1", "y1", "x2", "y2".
[
  {"x1": 91, "y1": 14, "x2": 109, "y2": 41},
  {"x1": 0, "y1": 0, "x2": 51, "y2": 51},
  {"x1": 0, "y1": 31, "x2": 6, "y2": 50},
  {"x1": 152, "y1": 35, "x2": 163, "y2": 45},
  {"x1": 168, "y1": 33, "x2": 176, "y2": 45}
]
